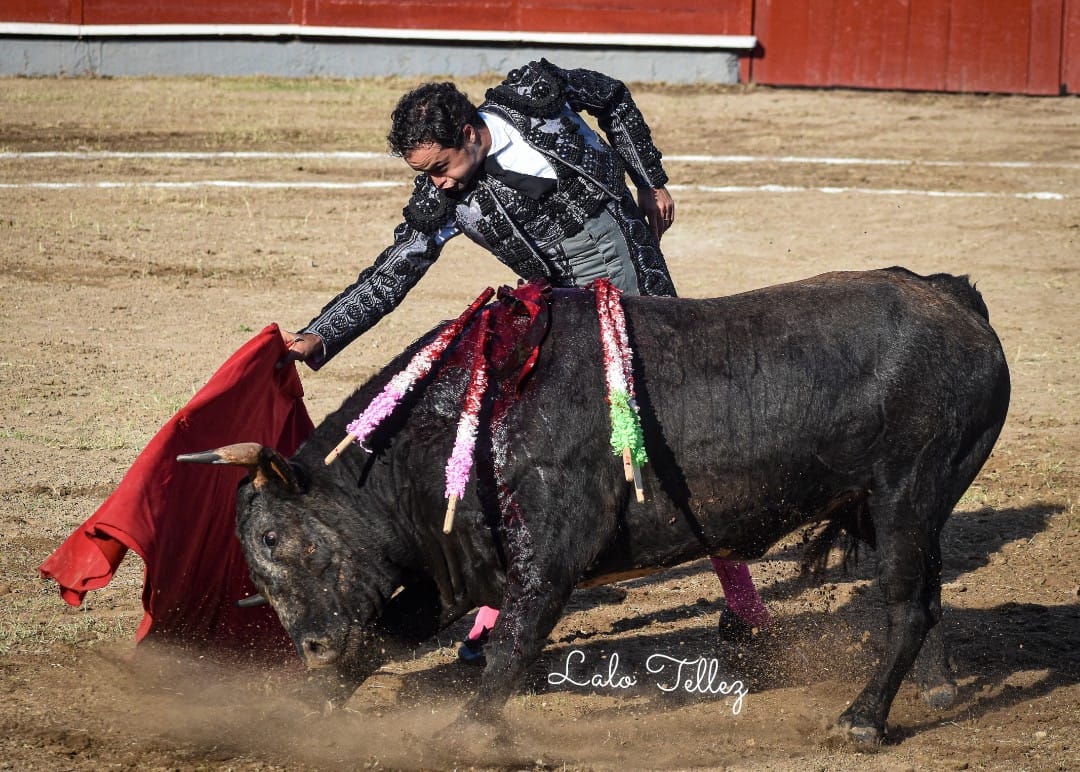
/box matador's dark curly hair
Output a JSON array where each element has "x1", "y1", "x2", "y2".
[{"x1": 387, "y1": 82, "x2": 483, "y2": 157}]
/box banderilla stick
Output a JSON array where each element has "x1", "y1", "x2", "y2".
[
  {"x1": 622, "y1": 447, "x2": 645, "y2": 503},
  {"x1": 443, "y1": 495, "x2": 458, "y2": 534},
  {"x1": 324, "y1": 433, "x2": 355, "y2": 466}
]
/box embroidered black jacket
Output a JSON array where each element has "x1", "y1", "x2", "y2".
[{"x1": 302, "y1": 59, "x2": 677, "y2": 367}]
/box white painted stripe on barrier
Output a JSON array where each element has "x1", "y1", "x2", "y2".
[
  {"x1": 0, "y1": 180, "x2": 1067, "y2": 199},
  {"x1": 2, "y1": 150, "x2": 1079, "y2": 171},
  {"x1": 0, "y1": 23, "x2": 758, "y2": 50},
  {"x1": 0, "y1": 151, "x2": 387, "y2": 160},
  {"x1": 0, "y1": 180, "x2": 403, "y2": 190},
  {"x1": 666, "y1": 154, "x2": 1080, "y2": 170},
  {"x1": 670, "y1": 184, "x2": 1067, "y2": 200}
]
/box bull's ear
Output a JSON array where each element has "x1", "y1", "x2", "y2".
[{"x1": 255, "y1": 446, "x2": 304, "y2": 495}]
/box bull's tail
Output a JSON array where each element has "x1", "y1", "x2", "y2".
[
  {"x1": 925, "y1": 272, "x2": 990, "y2": 321},
  {"x1": 885, "y1": 266, "x2": 991, "y2": 321},
  {"x1": 800, "y1": 491, "x2": 874, "y2": 577}
]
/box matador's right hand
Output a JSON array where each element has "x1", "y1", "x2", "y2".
[{"x1": 276, "y1": 329, "x2": 323, "y2": 370}]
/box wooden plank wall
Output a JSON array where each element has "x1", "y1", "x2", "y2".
[
  {"x1": 80, "y1": 0, "x2": 294, "y2": 25},
  {"x1": 751, "y1": 0, "x2": 1069, "y2": 95},
  {"x1": 3, "y1": 0, "x2": 752, "y2": 33},
  {"x1": 303, "y1": 1, "x2": 752, "y2": 35},
  {"x1": 1066, "y1": 0, "x2": 1080, "y2": 93},
  {"x1": 5, "y1": 0, "x2": 76, "y2": 23},
  {"x1": 4, "y1": 0, "x2": 1076, "y2": 94}
]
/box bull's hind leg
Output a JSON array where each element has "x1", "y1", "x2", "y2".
[
  {"x1": 912, "y1": 616, "x2": 958, "y2": 710},
  {"x1": 838, "y1": 471, "x2": 949, "y2": 744}
]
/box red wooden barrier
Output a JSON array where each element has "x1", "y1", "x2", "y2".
[
  {"x1": 5, "y1": 0, "x2": 752, "y2": 34},
  {"x1": 2, "y1": 0, "x2": 1075, "y2": 94},
  {"x1": 304, "y1": 0, "x2": 752, "y2": 35},
  {"x1": 77, "y1": 0, "x2": 294, "y2": 25},
  {"x1": 1065, "y1": 0, "x2": 1080, "y2": 93},
  {"x1": 4, "y1": 0, "x2": 75, "y2": 23},
  {"x1": 751, "y1": 0, "x2": 1067, "y2": 95}
]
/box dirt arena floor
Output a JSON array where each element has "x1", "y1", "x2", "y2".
[{"x1": 1, "y1": 75, "x2": 1078, "y2": 771}]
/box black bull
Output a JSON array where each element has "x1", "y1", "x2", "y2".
[{"x1": 181, "y1": 268, "x2": 1009, "y2": 743}]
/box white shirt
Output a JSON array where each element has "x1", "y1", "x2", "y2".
[
  {"x1": 433, "y1": 107, "x2": 605, "y2": 245},
  {"x1": 481, "y1": 110, "x2": 557, "y2": 179}
]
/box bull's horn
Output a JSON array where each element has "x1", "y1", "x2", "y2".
[
  {"x1": 236, "y1": 593, "x2": 268, "y2": 608},
  {"x1": 177, "y1": 442, "x2": 301, "y2": 494},
  {"x1": 177, "y1": 442, "x2": 263, "y2": 467}
]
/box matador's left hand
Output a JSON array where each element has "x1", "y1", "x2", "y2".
[{"x1": 638, "y1": 186, "x2": 675, "y2": 243}]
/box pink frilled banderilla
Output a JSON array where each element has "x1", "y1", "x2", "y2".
[
  {"x1": 323, "y1": 286, "x2": 495, "y2": 465},
  {"x1": 326, "y1": 279, "x2": 644, "y2": 531},
  {"x1": 442, "y1": 307, "x2": 492, "y2": 533},
  {"x1": 325, "y1": 281, "x2": 551, "y2": 532}
]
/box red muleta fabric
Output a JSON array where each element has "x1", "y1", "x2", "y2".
[{"x1": 39, "y1": 325, "x2": 313, "y2": 652}]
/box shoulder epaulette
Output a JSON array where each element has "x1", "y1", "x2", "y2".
[{"x1": 484, "y1": 60, "x2": 566, "y2": 119}]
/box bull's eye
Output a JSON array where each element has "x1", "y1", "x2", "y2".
[{"x1": 263, "y1": 531, "x2": 279, "y2": 548}]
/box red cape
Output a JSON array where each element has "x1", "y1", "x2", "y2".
[{"x1": 39, "y1": 325, "x2": 314, "y2": 652}]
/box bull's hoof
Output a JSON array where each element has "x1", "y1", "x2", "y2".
[
  {"x1": 717, "y1": 607, "x2": 752, "y2": 643},
  {"x1": 295, "y1": 670, "x2": 358, "y2": 708},
  {"x1": 459, "y1": 694, "x2": 507, "y2": 726},
  {"x1": 832, "y1": 714, "x2": 885, "y2": 747},
  {"x1": 457, "y1": 636, "x2": 487, "y2": 667},
  {"x1": 920, "y1": 681, "x2": 958, "y2": 711},
  {"x1": 845, "y1": 724, "x2": 884, "y2": 746},
  {"x1": 717, "y1": 606, "x2": 771, "y2": 643},
  {"x1": 435, "y1": 711, "x2": 512, "y2": 763}
]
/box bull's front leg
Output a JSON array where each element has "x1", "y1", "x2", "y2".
[{"x1": 463, "y1": 522, "x2": 573, "y2": 721}]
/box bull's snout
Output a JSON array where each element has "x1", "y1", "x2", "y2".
[{"x1": 299, "y1": 635, "x2": 339, "y2": 669}]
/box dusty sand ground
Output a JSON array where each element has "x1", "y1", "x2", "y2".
[{"x1": 1, "y1": 76, "x2": 1078, "y2": 770}]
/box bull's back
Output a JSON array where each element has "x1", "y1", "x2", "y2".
[{"x1": 522, "y1": 269, "x2": 1007, "y2": 572}]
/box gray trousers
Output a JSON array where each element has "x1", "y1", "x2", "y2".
[{"x1": 558, "y1": 206, "x2": 641, "y2": 296}]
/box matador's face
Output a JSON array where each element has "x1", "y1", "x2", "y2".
[{"x1": 404, "y1": 122, "x2": 486, "y2": 194}]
